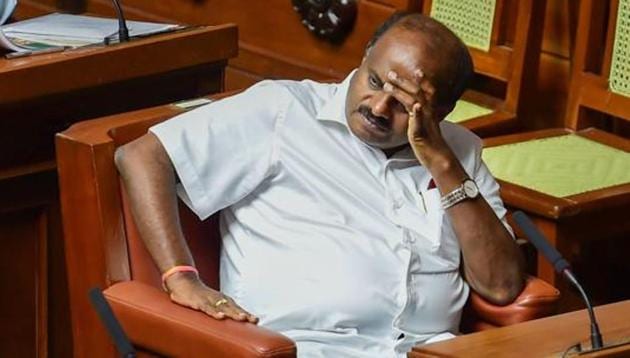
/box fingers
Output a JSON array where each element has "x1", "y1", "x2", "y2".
[
  {"x1": 211, "y1": 296, "x2": 259, "y2": 323},
  {"x1": 387, "y1": 70, "x2": 421, "y2": 96},
  {"x1": 384, "y1": 69, "x2": 436, "y2": 113},
  {"x1": 383, "y1": 81, "x2": 416, "y2": 112},
  {"x1": 407, "y1": 102, "x2": 419, "y2": 135},
  {"x1": 198, "y1": 295, "x2": 258, "y2": 323},
  {"x1": 169, "y1": 284, "x2": 258, "y2": 324}
]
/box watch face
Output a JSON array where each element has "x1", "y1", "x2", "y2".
[{"x1": 463, "y1": 180, "x2": 479, "y2": 198}]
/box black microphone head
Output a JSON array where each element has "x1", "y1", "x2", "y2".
[{"x1": 512, "y1": 211, "x2": 570, "y2": 273}]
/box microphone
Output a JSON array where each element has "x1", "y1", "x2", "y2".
[
  {"x1": 111, "y1": 0, "x2": 130, "y2": 42},
  {"x1": 88, "y1": 287, "x2": 136, "y2": 358},
  {"x1": 512, "y1": 211, "x2": 603, "y2": 350}
]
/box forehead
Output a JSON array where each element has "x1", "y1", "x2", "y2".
[{"x1": 365, "y1": 27, "x2": 438, "y2": 79}]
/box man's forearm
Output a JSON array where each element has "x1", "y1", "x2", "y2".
[
  {"x1": 115, "y1": 133, "x2": 195, "y2": 273},
  {"x1": 430, "y1": 155, "x2": 525, "y2": 305},
  {"x1": 115, "y1": 133, "x2": 259, "y2": 323}
]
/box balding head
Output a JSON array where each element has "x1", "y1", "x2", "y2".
[{"x1": 366, "y1": 12, "x2": 473, "y2": 107}]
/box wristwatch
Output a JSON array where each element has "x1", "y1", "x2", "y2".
[{"x1": 440, "y1": 178, "x2": 479, "y2": 210}]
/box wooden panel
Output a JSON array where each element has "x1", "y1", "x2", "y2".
[
  {"x1": 541, "y1": 0, "x2": 573, "y2": 58},
  {"x1": 524, "y1": 52, "x2": 572, "y2": 129},
  {"x1": 83, "y1": 0, "x2": 407, "y2": 81},
  {"x1": 0, "y1": 170, "x2": 59, "y2": 358},
  {"x1": 411, "y1": 300, "x2": 630, "y2": 357},
  {"x1": 0, "y1": 26, "x2": 237, "y2": 104},
  {"x1": 12, "y1": 0, "x2": 57, "y2": 19},
  {"x1": 21, "y1": 0, "x2": 578, "y2": 131},
  {"x1": 0, "y1": 211, "x2": 44, "y2": 358},
  {"x1": 225, "y1": 66, "x2": 262, "y2": 92},
  {"x1": 518, "y1": 0, "x2": 575, "y2": 130},
  {"x1": 0, "y1": 20, "x2": 236, "y2": 358}
]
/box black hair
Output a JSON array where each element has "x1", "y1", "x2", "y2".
[{"x1": 366, "y1": 12, "x2": 474, "y2": 108}]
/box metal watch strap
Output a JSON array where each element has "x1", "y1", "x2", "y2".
[
  {"x1": 441, "y1": 185, "x2": 467, "y2": 210},
  {"x1": 440, "y1": 179, "x2": 478, "y2": 210}
]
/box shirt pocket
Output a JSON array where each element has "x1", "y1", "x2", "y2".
[
  {"x1": 407, "y1": 188, "x2": 462, "y2": 273},
  {"x1": 402, "y1": 188, "x2": 445, "y2": 251}
]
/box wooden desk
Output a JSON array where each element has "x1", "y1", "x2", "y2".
[
  {"x1": 0, "y1": 25, "x2": 236, "y2": 358},
  {"x1": 410, "y1": 300, "x2": 630, "y2": 358}
]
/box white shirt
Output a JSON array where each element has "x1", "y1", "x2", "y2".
[{"x1": 150, "y1": 72, "x2": 511, "y2": 357}]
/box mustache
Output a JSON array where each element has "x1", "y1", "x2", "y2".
[{"x1": 358, "y1": 105, "x2": 390, "y2": 129}]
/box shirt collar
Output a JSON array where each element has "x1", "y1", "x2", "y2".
[
  {"x1": 316, "y1": 69, "x2": 418, "y2": 163},
  {"x1": 316, "y1": 69, "x2": 356, "y2": 126},
  {"x1": 387, "y1": 146, "x2": 418, "y2": 162}
]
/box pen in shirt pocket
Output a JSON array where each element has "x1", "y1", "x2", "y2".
[{"x1": 418, "y1": 179, "x2": 436, "y2": 213}]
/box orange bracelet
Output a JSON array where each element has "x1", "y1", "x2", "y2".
[{"x1": 161, "y1": 265, "x2": 198, "y2": 292}]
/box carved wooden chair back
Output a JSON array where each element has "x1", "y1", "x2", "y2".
[
  {"x1": 421, "y1": 0, "x2": 547, "y2": 136},
  {"x1": 481, "y1": 0, "x2": 630, "y2": 293}
]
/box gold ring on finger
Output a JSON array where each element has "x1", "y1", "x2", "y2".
[{"x1": 214, "y1": 298, "x2": 228, "y2": 308}]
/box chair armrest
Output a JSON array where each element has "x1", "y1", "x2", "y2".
[
  {"x1": 468, "y1": 276, "x2": 560, "y2": 328},
  {"x1": 104, "y1": 281, "x2": 296, "y2": 357}
]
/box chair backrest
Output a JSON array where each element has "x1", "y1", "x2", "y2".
[
  {"x1": 56, "y1": 103, "x2": 204, "y2": 357},
  {"x1": 421, "y1": 0, "x2": 547, "y2": 133},
  {"x1": 565, "y1": 0, "x2": 630, "y2": 135}
]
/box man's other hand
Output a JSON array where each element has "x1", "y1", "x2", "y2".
[{"x1": 165, "y1": 272, "x2": 259, "y2": 323}]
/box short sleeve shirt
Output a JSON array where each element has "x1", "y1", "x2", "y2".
[{"x1": 150, "y1": 72, "x2": 511, "y2": 357}]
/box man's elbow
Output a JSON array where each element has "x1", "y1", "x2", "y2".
[
  {"x1": 114, "y1": 144, "x2": 132, "y2": 177},
  {"x1": 114, "y1": 134, "x2": 157, "y2": 175},
  {"x1": 485, "y1": 275, "x2": 526, "y2": 306}
]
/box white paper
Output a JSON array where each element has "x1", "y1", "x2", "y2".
[
  {"x1": 1, "y1": 13, "x2": 180, "y2": 48},
  {"x1": 0, "y1": 0, "x2": 17, "y2": 26},
  {"x1": 0, "y1": 28, "x2": 24, "y2": 51},
  {"x1": 3, "y1": 31, "x2": 98, "y2": 47},
  {"x1": 1, "y1": 11, "x2": 181, "y2": 52}
]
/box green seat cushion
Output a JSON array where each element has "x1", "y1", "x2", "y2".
[
  {"x1": 482, "y1": 134, "x2": 630, "y2": 197},
  {"x1": 446, "y1": 99, "x2": 494, "y2": 123}
]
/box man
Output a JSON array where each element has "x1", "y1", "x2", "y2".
[{"x1": 115, "y1": 12, "x2": 525, "y2": 357}]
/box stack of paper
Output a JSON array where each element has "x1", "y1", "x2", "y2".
[{"x1": 1, "y1": 12, "x2": 181, "y2": 51}]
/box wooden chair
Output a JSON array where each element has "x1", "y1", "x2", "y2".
[
  {"x1": 482, "y1": 0, "x2": 630, "y2": 307},
  {"x1": 56, "y1": 97, "x2": 559, "y2": 357},
  {"x1": 421, "y1": 0, "x2": 547, "y2": 137}
]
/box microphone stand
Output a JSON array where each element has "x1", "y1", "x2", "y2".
[
  {"x1": 112, "y1": 0, "x2": 129, "y2": 42},
  {"x1": 563, "y1": 269, "x2": 603, "y2": 350},
  {"x1": 512, "y1": 211, "x2": 604, "y2": 352}
]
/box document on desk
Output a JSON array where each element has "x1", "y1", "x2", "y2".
[{"x1": 0, "y1": 12, "x2": 181, "y2": 50}]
